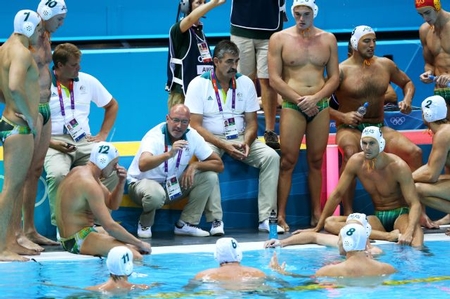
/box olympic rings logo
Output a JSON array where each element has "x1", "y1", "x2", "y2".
[{"x1": 389, "y1": 116, "x2": 406, "y2": 126}]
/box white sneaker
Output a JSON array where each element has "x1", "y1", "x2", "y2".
[
  {"x1": 210, "y1": 220, "x2": 225, "y2": 236},
  {"x1": 258, "y1": 219, "x2": 285, "y2": 234},
  {"x1": 137, "y1": 222, "x2": 152, "y2": 238},
  {"x1": 174, "y1": 220, "x2": 209, "y2": 237}
]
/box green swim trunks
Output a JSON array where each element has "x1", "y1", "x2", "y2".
[
  {"x1": 282, "y1": 98, "x2": 329, "y2": 123},
  {"x1": 60, "y1": 226, "x2": 97, "y2": 254},
  {"x1": 337, "y1": 122, "x2": 384, "y2": 132},
  {"x1": 0, "y1": 116, "x2": 31, "y2": 143},
  {"x1": 375, "y1": 207, "x2": 409, "y2": 232},
  {"x1": 434, "y1": 88, "x2": 450, "y2": 105},
  {"x1": 39, "y1": 102, "x2": 51, "y2": 125}
]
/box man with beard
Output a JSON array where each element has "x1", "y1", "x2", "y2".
[
  {"x1": 330, "y1": 25, "x2": 423, "y2": 223},
  {"x1": 185, "y1": 40, "x2": 283, "y2": 234},
  {"x1": 301, "y1": 126, "x2": 423, "y2": 247}
]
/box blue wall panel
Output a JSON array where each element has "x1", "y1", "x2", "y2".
[{"x1": 2, "y1": 1, "x2": 446, "y2": 39}]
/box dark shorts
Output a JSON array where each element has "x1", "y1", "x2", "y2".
[
  {"x1": 337, "y1": 122, "x2": 384, "y2": 132},
  {"x1": 39, "y1": 102, "x2": 51, "y2": 125},
  {"x1": 375, "y1": 207, "x2": 409, "y2": 231},
  {"x1": 282, "y1": 98, "x2": 330, "y2": 123},
  {"x1": 0, "y1": 116, "x2": 31, "y2": 143}
]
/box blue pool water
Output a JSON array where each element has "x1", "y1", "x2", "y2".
[{"x1": 1, "y1": 239, "x2": 450, "y2": 298}]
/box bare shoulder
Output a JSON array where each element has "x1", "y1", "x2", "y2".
[
  {"x1": 241, "y1": 266, "x2": 266, "y2": 277},
  {"x1": 385, "y1": 153, "x2": 412, "y2": 174},
  {"x1": 434, "y1": 125, "x2": 450, "y2": 145}
]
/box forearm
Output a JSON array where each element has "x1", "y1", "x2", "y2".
[
  {"x1": 329, "y1": 107, "x2": 344, "y2": 122},
  {"x1": 139, "y1": 152, "x2": 171, "y2": 172},
  {"x1": 313, "y1": 77, "x2": 339, "y2": 102},
  {"x1": 108, "y1": 181, "x2": 126, "y2": 210},
  {"x1": 106, "y1": 223, "x2": 144, "y2": 248},
  {"x1": 191, "y1": 160, "x2": 222, "y2": 173},
  {"x1": 401, "y1": 81, "x2": 415, "y2": 105},
  {"x1": 425, "y1": 63, "x2": 435, "y2": 74},
  {"x1": 243, "y1": 122, "x2": 257, "y2": 146},
  {"x1": 406, "y1": 203, "x2": 421, "y2": 235},
  {"x1": 270, "y1": 77, "x2": 300, "y2": 104},
  {"x1": 412, "y1": 165, "x2": 437, "y2": 183},
  {"x1": 98, "y1": 105, "x2": 118, "y2": 138},
  {"x1": 11, "y1": 90, "x2": 34, "y2": 126}
]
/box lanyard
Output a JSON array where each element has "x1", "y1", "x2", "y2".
[
  {"x1": 211, "y1": 70, "x2": 236, "y2": 112},
  {"x1": 163, "y1": 145, "x2": 183, "y2": 175},
  {"x1": 56, "y1": 80, "x2": 74, "y2": 117}
]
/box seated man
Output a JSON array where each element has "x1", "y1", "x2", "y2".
[
  {"x1": 265, "y1": 213, "x2": 382, "y2": 256},
  {"x1": 127, "y1": 104, "x2": 224, "y2": 238},
  {"x1": 56, "y1": 142, "x2": 151, "y2": 259},
  {"x1": 305, "y1": 127, "x2": 424, "y2": 247},
  {"x1": 86, "y1": 246, "x2": 150, "y2": 293},
  {"x1": 185, "y1": 40, "x2": 283, "y2": 233},
  {"x1": 194, "y1": 237, "x2": 266, "y2": 281},
  {"x1": 270, "y1": 221, "x2": 395, "y2": 280},
  {"x1": 330, "y1": 25, "x2": 422, "y2": 217},
  {"x1": 413, "y1": 95, "x2": 450, "y2": 231}
]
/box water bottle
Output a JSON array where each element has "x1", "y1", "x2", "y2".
[
  {"x1": 269, "y1": 210, "x2": 278, "y2": 240},
  {"x1": 429, "y1": 75, "x2": 450, "y2": 87},
  {"x1": 357, "y1": 102, "x2": 369, "y2": 116}
]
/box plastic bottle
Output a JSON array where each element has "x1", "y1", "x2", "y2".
[
  {"x1": 357, "y1": 102, "x2": 369, "y2": 116},
  {"x1": 269, "y1": 209, "x2": 278, "y2": 240}
]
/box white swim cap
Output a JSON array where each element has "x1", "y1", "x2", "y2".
[
  {"x1": 350, "y1": 25, "x2": 375, "y2": 51},
  {"x1": 106, "y1": 246, "x2": 133, "y2": 276},
  {"x1": 14, "y1": 10, "x2": 42, "y2": 38},
  {"x1": 214, "y1": 237, "x2": 242, "y2": 264},
  {"x1": 340, "y1": 223, "x2": 368, "y2": 252},
  {"x1": 37, "y1": 0, "x2": 68, "y2": 21},
  {"x1": 291, "y1": 0, "x2": 319, "y2": 18},
  {"x1": 360, "y1": 126, "x2": 385, "y2": 153},
  {"x1": 422, "y1": 95, "x2": 447, "y2": 123},
  {"x1": 346, "y1": 213, "x2": 372, "y2": 237},
  {"x1": 89, "y1": 141, "x2": 119, "y2": 170}
]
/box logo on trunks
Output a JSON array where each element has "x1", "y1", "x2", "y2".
[{"x1": 389, "y1": 116, "x2": 405, "y2": 126}]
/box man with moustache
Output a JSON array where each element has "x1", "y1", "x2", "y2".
[{"x1": 185, "y1": 40, "x2": 283, "y2": 233}]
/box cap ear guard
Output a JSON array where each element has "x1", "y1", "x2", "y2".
[
  {"x1": 14, "y1": 10, "x2": 42, "y2": 38},
  {"x1": 180, "y1": 0, "x2": 190, "y2": 15}
]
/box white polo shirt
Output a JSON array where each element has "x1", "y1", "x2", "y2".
[
  {"x1": 49, "y1": 72, "x2": 113, "y2": 135},
  {"x1": 127, "y1": 122, "x2": 213, "y2": 184},
  {"x1": 184, "y1": 71, "x2": 259, "y2": 135}
]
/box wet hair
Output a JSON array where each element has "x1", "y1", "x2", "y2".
[
  {"x1": 110, "y1": 274, "x2": 129, "y2": 282},
  {"x1": 213, "y1": 40, "x2": 240, "y2": 60},
  {"x1": 52, "y1": 43, "x2": 81, "y2": 68}
]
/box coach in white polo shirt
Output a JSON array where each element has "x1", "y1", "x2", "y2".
[
  {"x1": 127, "y1": 104, "x2": 224, "y2": 238},
  {"x1": 185, "y1": 40, "x2": 283, "y2": 233},
  {"x1": 44, "y1": 43, "x2": 119, "y2": 227}
]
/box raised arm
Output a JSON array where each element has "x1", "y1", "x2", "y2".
[{"x1": 179, "y1": 0, "x2": 226, "y2": 33}]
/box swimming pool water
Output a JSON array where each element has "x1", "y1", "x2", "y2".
[{"x1": 1, "y1": 239, "x2": 450, "y2": 299}]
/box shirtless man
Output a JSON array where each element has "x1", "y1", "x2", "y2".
[
  {"x1": 416, "y1": 0, "x2": 450, "y2": 119},
  {"x1": 268, "y1": 0, "x2": 339, "y2": 230},
  {"x1": 264, "y1": 212, "x2": 383, "y2": 256},
  {"x1": 194, "y1": 238, "x2": 265, "y2": 282},
  {"x1": 270, "y1": 222, "x2": 395, "y2": 278},
  {"x1": 307, "y1": 126, "x2": 424, "y2": 247},
  {"x1": 413, "y1": 96, "x2": 450, "y2": 230},
  {"x1": 330, "y1": 25, "x2": 422, "y2": 218},
  {"x1": 416, "y1": 0, "x2": 450, "y2": 225},
  {"x1": 0, "y1": 10, "x2": 43, "y2": 261},
  {"x1": 56, "y1": 142, "x2": 151, "y2": 259},
  {"x1": 11, "y1": 0, "x2": 68, "y2": 253},
  {"x1": 86, "y1": 246, "x2": 150, "y2": 293}
]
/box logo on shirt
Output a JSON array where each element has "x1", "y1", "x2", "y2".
[{"x1": 207, "y1": 96, "x2": 214, "y2": 101}]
